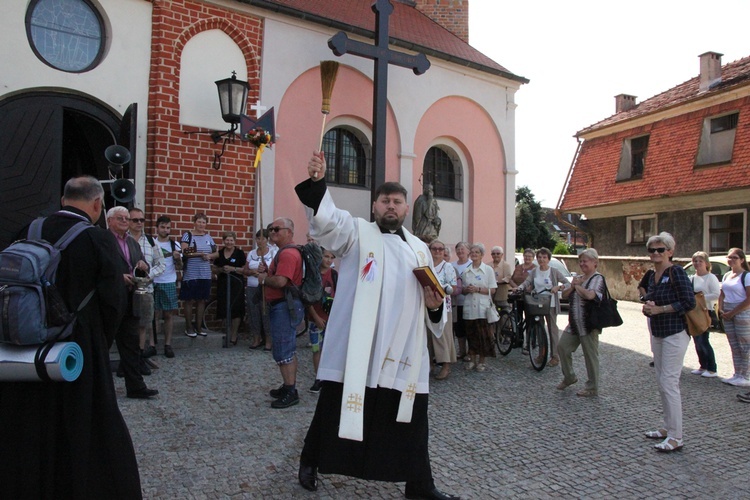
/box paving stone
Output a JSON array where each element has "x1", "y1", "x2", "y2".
[{"x1": 117, "y1": 300, "x2": 750, "y2": 498}]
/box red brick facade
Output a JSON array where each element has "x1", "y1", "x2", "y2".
[
  {"x1": 414, "y1": 0, "x2": 469, "y2": 43},
  {"x1": 146, "y1": 0, "x2": 263, "y2": 248}
]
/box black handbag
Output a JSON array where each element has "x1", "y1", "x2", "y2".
[{"x1": 585, "y1": 275, "x2": 623, "y2": 330}]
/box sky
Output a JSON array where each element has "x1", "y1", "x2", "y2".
[{"x1": 468, "y1": 0, "x2": 750, "y2": 207}]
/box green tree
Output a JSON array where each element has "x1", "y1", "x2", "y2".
[{"x1": 515, "y1": 186, "x2": 556, "y2": 250}]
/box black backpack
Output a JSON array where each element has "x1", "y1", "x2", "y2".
[{"x1": 273, "y1": 242, "x2": 324, "y2": 306}]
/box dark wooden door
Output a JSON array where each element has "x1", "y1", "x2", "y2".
[{"x1": 0, "y1": 98, "x2": 63, "y2": 248}]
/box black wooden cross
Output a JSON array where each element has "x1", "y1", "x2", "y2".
[{"x1": 328, "y1": 0, "x2": 430, "y2": 206}]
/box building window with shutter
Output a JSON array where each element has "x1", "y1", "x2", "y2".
[
  {"x1": 696, "y1": 112, "x2": 739, "y2": 166},
  {"x1": 617, "y1": 135, "x2": 649, "y2": 180},
  {"x1": 423, "y1": 146, "x2": 462, "y2": 201},
  {"x1": 322, "y1": 127, "x2": 370, "y2": 188}
]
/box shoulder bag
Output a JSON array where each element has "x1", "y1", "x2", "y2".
[
  {"x1": 585, "y1": 274, "x2": 623, "y2": 330},
  {"x1": 674, "y1": 269, "x2": 711, "y2": 336},
  {"x1": 485, "y1": 275, "x2": 500, "y2": 323}
]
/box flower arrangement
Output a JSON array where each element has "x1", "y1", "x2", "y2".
[
  {"x1": 245, "y1": 127, "x2": 273, "y2": 169},
  {"x1": 245, "y1": 127, "x2": 273, "y2": 148}
]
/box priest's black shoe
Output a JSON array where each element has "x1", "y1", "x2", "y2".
[
  {"x1": 298, "y1": 463, "x2": 317, "y2": 491},
  {"x1": 404, "y1": 484, "x2": 460, "y2": 500},
  {"x1": 127, "y1": 387, "x2": 159, "y2": 399}
]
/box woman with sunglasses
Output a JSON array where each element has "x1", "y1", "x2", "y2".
[
  {"x1": 641, "y1": 232, "x2": 695, "y2": 453},
  {"x1": 718, "y1": 248, "x2": 750, "y2": 388}
]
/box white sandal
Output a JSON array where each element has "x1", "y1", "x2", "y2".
[
  {"x1": 644, "y1": 429, "x2": 668, "y2": 439},
  {"x1": 654, "y1": 437, "x2": 683, "y2": 452}
]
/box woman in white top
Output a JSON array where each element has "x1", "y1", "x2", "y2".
[
  {"x1": 461, "y1": 243, "x2": 497, "y2": 372},
  {"x1": 688, "y1": 251, "x2": 721, "y2": 378},
  {"x1": 718, "y1": 247, "x2": 750, "y2": 387},
  {"x1": 519, "y1": 248, "x2": 567, "y2": 367},
  {"x1": 452, "y1": 242, "x2": 472, "y2": 360},
  {"x1": 244, "y1": 228, "x2": 276, "y2": 350}
]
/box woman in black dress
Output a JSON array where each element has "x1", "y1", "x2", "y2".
[{"x1": 212, "y1": 231, "x2": 247, "y2": 344}]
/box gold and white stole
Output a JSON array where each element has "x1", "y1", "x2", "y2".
[{"x1": 338, "y1": 220, "x2": 429, "y2": 441}]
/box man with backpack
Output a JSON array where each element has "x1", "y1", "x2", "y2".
[
  {"x1": 257, "y1": 217, "x2": 304, "y2": 409},
  {"x1": 128, "y1": 208, "x2": 165, "y2": 369},
  {"x1": 0, "y1": 176, "x2": 142, "y2": 498}
]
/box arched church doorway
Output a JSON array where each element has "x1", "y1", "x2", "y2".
[{"x1": 0, "y1": 91, "x2": 136, "y2": 248}]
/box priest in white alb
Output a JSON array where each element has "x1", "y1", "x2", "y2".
[{"x1": 295, "y1": 152, "x2": 459, "y2": 500}]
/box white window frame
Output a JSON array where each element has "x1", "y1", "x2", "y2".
[
  {"x1": 703, "y1": 209, "x2": 747, "y2": 255},
  {"x1": 626, "y1": 214, "x2": 657, "y2": 244}
]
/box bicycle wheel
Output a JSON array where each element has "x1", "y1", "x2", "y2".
[
  {"x1": 201, "y1": 299, "x2": 220, "y2": 332},
  {"x1": 528, "y1": 319, "x2": 548, "y2": 371},
  {"x1": 496, "y1": 311, "x2": 515, "y2": 356},
  {"x1": 296, "y1": 318, "x2": 309, "y2": 337}
]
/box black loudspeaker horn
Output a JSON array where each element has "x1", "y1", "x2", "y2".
[
  {"x1": 111, "y1": 179, "x2": 136, "y2": 203},
  {"x1": 105, "y1": 145, "x2": 131, "y2": 174}
]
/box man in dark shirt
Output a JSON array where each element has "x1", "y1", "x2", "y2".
[{"x1": 0, "y1": 175, "x2": 142, "y2": 498}]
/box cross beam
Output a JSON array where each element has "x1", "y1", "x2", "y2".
[{"x1": 328, "y1": 0, "x2": 430, "y2": 207}]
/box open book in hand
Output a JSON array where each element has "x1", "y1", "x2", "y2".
[{"x1": 413, "y1": 266, "x2": 447, "y2": 299}]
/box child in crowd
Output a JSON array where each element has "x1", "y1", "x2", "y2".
[{"x1": 305, "y1": 249, "x2": 337, "y2": 393}]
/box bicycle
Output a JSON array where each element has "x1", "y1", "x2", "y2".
[{"x1": 494, "y1": 290, "x2": 551, "y2": 371}]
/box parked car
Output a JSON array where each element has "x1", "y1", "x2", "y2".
[
  {"x1": 513, "y1": 253, "x2": 573, "y2": 308},
  {"x1": 683, "y1": 256, "x2": 730, "y2": 281}
]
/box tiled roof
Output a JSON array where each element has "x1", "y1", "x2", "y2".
[
  {"x1": 560, "y1": 54, "x2": 750, "y2": 213},
  {"x1": 240, "y1": 0, "x2": 528, "y2": 83},
  {"x1": 577, "y1": 55, "x2": 750, "y2": 136}
]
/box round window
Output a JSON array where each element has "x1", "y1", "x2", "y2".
[{"x1": 26, "y1": 0, "x2": 105, "y2": 73}]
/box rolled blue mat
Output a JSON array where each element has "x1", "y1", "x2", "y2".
[{"x1": 0, "y1": 342, "x2": 84, "y2": 382}]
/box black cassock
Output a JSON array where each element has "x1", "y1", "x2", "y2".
[{"x1": 0, "y1": 207, "x2": 142, "y2": 499}]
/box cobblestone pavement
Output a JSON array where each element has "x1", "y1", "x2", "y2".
[{"x1": 118, "y1": 300, "x2": 750, "y2": 499}]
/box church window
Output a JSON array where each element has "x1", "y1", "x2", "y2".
[
  {"x1": 322, "y1": 127, "x2": 370, "y2": 188},
  {"x1": 423, "y1": 146, "x2": 461, "y2": 201},
  {"x1": 26, "y1": 0, "x2": 105, "y2": 73}
]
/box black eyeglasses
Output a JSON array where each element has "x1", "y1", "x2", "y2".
[
  {"x1": 647, "y1": 247, "x2": 667, "y2": 254},
  {"x1": 130, "y1": 218, "x2": 145, "y2": 223},
  {"x1": 268, "y1": 226, "x2": 288, "y2": 233}
]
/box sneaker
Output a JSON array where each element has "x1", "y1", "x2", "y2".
[
  {"x1": 721, "y1": 375, "x2": 740, "y2": 385},
  {"x1": 309, "y1": 380, "x2": 323, "y2": 393},
  {"x1": 691, "y1": 368, "x2": 705, "y2": 375},
  {"x1": 732, "y1": 377, "x2": 750, "y2": 387},
  {"x1": 196, "y1": 331, "x2": 207, "y2": 337},
  {"x1": 269, "y1": 384, "x2": 286, "y2": 398},
  {"x1": 271, "y1": 389, "x2": 299, "y2": 408},
  {"x1": 185, "y1": 330, "x2": 197, "y2": 338},
  {"x1": 143, "y1": 345, "x2": 157, "y2": 358},
  {"x1": 476, "y1": 363, "x2": 486, "y2": 372},
  {"x1": 701, "y1": 370, "x2": 718, "y2": 378},
  {"x1": 736, "y1": 393, "x2": 750, "y2": 403},
  {"x1": 466, "y1": 361, "x2": 476, "y2": 371},
  {"x1": 164, "y1": 345, "x2": 175, "y2": 358}
]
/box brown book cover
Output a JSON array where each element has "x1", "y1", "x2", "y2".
[{"x1": 413, "y1": 266, "x2": 446, "y2": 299}]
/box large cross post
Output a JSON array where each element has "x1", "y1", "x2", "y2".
[{"x1": 328, "y1": 0, "x2": 430, "y2": 206}]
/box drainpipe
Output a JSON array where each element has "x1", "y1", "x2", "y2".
[{"x1": 555, "y1": 138, "x2": 590, "y2": 246}]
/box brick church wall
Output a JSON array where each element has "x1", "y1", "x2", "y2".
[
  {"x1": 413, "y1": 0, "x2": 469, "y2": 43},
  {"x1": 146, "y1": 0, "x2": 263, "y2": 248}
]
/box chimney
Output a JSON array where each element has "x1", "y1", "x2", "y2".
[
  {"x1": 413, "y1": 0, "x2": 469, "y2": 43},
  {"x1": 615, "y1": 94, "x2": 637, "y2": 113},
  {"x1": 699, "y1": 51, "x2": 723, "y2": 91}
]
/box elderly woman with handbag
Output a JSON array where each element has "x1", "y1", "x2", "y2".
[
  {"x1": 557, "y1": 249, "x2": 605, "y2": 397},
  {"x1": 518, "y1": 248, "x2": 567, "y2": 367},
  {"x1": 461, "y1": 243, "x2": 497, "y2": 372},
  {"x1": 642, "y1": 232, "x2": 695, "y2": 453}
]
